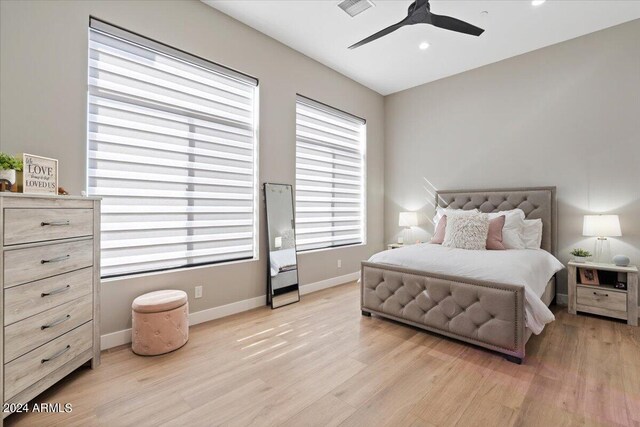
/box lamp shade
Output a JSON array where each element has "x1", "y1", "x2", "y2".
[
  {"x1": 583, "y1": 215, "x2": 621, "y2": 237},
  {"x1": 399, "y1": 211, "x2": 418, "y2": 227}
]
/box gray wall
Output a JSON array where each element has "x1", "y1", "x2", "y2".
[
  {"x1": 384, "y1": 20, "x2": 640, "y2": 299},
  {"x1": 0, "y1": 0, "x2": 384, "y2": 335}
]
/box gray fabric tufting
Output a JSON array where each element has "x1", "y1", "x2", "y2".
[
  {"x1": 435, "y1": 187, "x2": 556, "y2": 255},
  {"x1": 361, "y1": 187, "x2": 557, "y2": 361},
  {"x1": 361, "y1": 262, "x2": 526, "y2": 357}
]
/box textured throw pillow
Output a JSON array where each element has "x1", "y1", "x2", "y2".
[
  {"x1": 443, "y1": 213, "x2": 490, "y2": 250},
  {"x1": 432, "y1": 207, "x2": 478, "y2": 230},
  {"x1": 488, "y1": 209, "x2": 526, "y2": 249},
  {"x1": 522, "y1": 219, "x2": 543, "y2": 249},
  {"x1": 433, "y1": 214, "x2": 505, "y2": 249},
  {"x1": 486, "y1": 215, "x2": 506, "y2": 250}
]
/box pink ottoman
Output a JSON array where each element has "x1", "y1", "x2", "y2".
[{"x1": 131, "y1": 290, "x2": 189, "y2": 356}]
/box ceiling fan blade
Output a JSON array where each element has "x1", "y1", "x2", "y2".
[
  {"x1": 429, "y1": 13, "x2": 484, "y2": 36},
  {"x1": 348, "y1": 18, "x2": 409, "y2": 49}
]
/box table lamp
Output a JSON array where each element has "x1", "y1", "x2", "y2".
[
  {"x1": 582, "y1": 214, "x2": 621, "y2": 263},
  {"x1": 398, "y1": 211, "x2": 418, "y2": 244}
]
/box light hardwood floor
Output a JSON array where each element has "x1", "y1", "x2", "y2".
[{"x1": 6, "y1": 282, "x2": 640, "y2": 427}]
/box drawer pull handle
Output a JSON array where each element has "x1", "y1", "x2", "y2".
[
  {"x1": 593, "y1": 291, "x2": 609, "y2": 297},
  {"x1": 41, "y1": 315, "x2": 71, "y2": 330},
  {"x1": 41, "y1": 285, "x2": 70, "y2": 297},
  {"x1": 41, "y1": 254, "x2": 70, "y2": 264},
  {"x1": 41, "y1": 220, "x2": 70, "y2": 227},
  {"x1": 41, "y1": 345, "x2": 71, "y2": 363}
]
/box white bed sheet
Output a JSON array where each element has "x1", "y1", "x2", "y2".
[{"x1": 368, "y1": 244, "x2": 564, "y2": 334}]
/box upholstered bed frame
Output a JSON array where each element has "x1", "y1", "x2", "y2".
[{"x1": 361, "y1": 187, "x2": 557, "y2": 363}]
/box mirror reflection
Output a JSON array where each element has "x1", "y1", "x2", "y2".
[{"x1": 264, "y1": 183, "x2": 300, "y2": 308}]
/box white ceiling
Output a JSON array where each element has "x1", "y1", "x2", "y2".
[{"x1": 203, "y1": 1, "x2": 640, "y2": 95}]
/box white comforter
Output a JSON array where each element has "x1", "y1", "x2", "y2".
[{"x1": 368, "y1": 244, "x2": 564, "y2": 334}]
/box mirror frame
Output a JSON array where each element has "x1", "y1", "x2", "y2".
[{"x1": 264, "y1": 182, "x2": 300, "y2": 309}]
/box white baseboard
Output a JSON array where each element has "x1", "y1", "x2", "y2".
[
  {"x1": 100, "y1": 328, "x2": 133, "y2": 351},
  {"x1": 299, "y1": 271, "x2": 359, "y2": 295},
  {"x1": 188, "y1": 295, "x2": 266, "y2": 326},
  {"x1": 100, "y1": 271, "x2": 359, "y2": 350},
  {"x1": 556, "y1": 293, "x2": 568, "y2": 306}
]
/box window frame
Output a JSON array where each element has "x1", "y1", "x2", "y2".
[
  {"x1": 87, "y1": 17, "x2": 260, "y2": 279},
  {"x1": 294, "y1": 94, "x2": 367, "y2": 253}
]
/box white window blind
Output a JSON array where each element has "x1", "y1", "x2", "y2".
[
  {"x1": 88, "y1": 19, "x2": 259, "y2": 278},
  {"x1": 295, "y1": 95, "x2": 366, "y2": 252}
]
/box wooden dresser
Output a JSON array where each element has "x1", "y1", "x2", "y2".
[{"x1": 1, "y1": 194, "x2": 100, "y2": 421}]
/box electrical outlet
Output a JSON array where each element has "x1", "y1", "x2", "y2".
[
  {"x1": 195, "y1": 285, "x2": 203, "y2": 299},
  {"x1": 337, "y1": 259, "x2": 342, "y2": 268}
]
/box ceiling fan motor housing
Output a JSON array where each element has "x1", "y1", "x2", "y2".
[{"x1": 349, "y1": 0, "x2": 485, "y2": 49}]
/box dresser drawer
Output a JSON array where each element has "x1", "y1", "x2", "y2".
[
  {"x1": 4, "y1": 321, "x2": 93, "y2": 400},
  {"x1": 3, "y1": 208, "x2": 93, "y2": 246},
  {"x1": 4, "y1": 239, "x2": 93, "y2": 287},
  {"x1": 5, "y1": 294, "x2": 93, "y2": 362},
  {"x1": 577, "y1": 286, "x2": 627, "y2": 312},
  {"x1": 4, "y1": 267, "x2": 93, "y2": 325}
]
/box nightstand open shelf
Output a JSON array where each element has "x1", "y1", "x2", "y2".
[
  {"x1": 568, "y1": 261, "x2": 638, "y2": 326},
  {"x1": 577, "y1": 282, "x2": 623, "y2": 291}
]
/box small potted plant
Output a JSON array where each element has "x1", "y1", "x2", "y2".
[
  {"x1": 571, "y1": 248, "x2": 592, "y2": 263},
  {"x1": 0, "y1": 152, "x2": 23, "y2": 191}
]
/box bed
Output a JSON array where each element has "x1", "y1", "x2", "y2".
[{"x1": 360, "y1": 187, "x2": 559, "y2": 363}]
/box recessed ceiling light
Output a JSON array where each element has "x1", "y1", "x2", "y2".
[
  {"x1": 531, "y1": 0, "x2": 546, "y2": 6},
  {"x1": 419, "y1": 42, "x2": 430, "y2": 50}
]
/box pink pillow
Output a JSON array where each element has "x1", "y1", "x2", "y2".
[
  {"x1": 431, "y1": 215, "x2": 447, "y2": 244},
  {"x1": 431, "y1": 214, "x2": 505, "y2": 250},
  {"x1": 486, "y1": 215, "x2": 506, "y2": 250}
]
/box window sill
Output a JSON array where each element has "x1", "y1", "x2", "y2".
[
  {"x1": 100, "y1": 256, "x2": 259, "y2": 284},
  {"x1": 296, "y1": 242, "x2": 367, "y2": 256}
]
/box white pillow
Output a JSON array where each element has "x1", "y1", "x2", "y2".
[
  {"x1": 442, "y1": 213, "x2": 489, "y2": 250},
  {"x1": 487, "y1": 209, "x2": 526, "y2": 249},
  {"x1": 433, "y1": 207, "x2": 478, "y2": 228},
  {"x1": 523, "y1": 219, "x2": 543, "y2": 249}
]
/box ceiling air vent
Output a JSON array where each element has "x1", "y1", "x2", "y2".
[{"x1": 338, "y1": 0, "x2": 375, "y2": 18}]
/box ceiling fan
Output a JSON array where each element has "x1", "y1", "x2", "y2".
[{"x1": 348, "y1": 0, "x2": 484, "y2": 49}]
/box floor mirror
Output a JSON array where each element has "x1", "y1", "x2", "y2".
[{"x1": 264, "y1": 183, "x2": 300, "y2": 308}]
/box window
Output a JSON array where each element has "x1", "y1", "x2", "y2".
[
  {"x1": 295, "y1": 95, "x2": 366, "y2": 251},
  {"x1": 88, "y1": 19, "x2": 259, "y2": 278}
]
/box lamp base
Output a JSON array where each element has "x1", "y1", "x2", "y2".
[
  {"x1": 593, "y1": 237, "x2": 611, "y2": 263},
  {"x1": 403, "y1": 228, "x2": 413, "y2": 246}
]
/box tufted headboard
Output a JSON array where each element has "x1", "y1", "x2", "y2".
[{"x1": 435, "y1": 187, "x2": 557, "y2": 255}]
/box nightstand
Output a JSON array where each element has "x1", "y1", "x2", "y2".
[
  {"x1": 568, "y1": 261, "x2": 638, "y2": 326},
  {"x1": 387, "y1": 243, "x2": 404, "y2": 250}
]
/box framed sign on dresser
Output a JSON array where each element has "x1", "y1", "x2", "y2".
[{"x1": 0, "y1": 193, "x2": 101, "y2": 423}]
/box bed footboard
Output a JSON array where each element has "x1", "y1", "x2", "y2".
[{"x1": 361, "y1": 261, "x2": 527, "y2": 360}]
